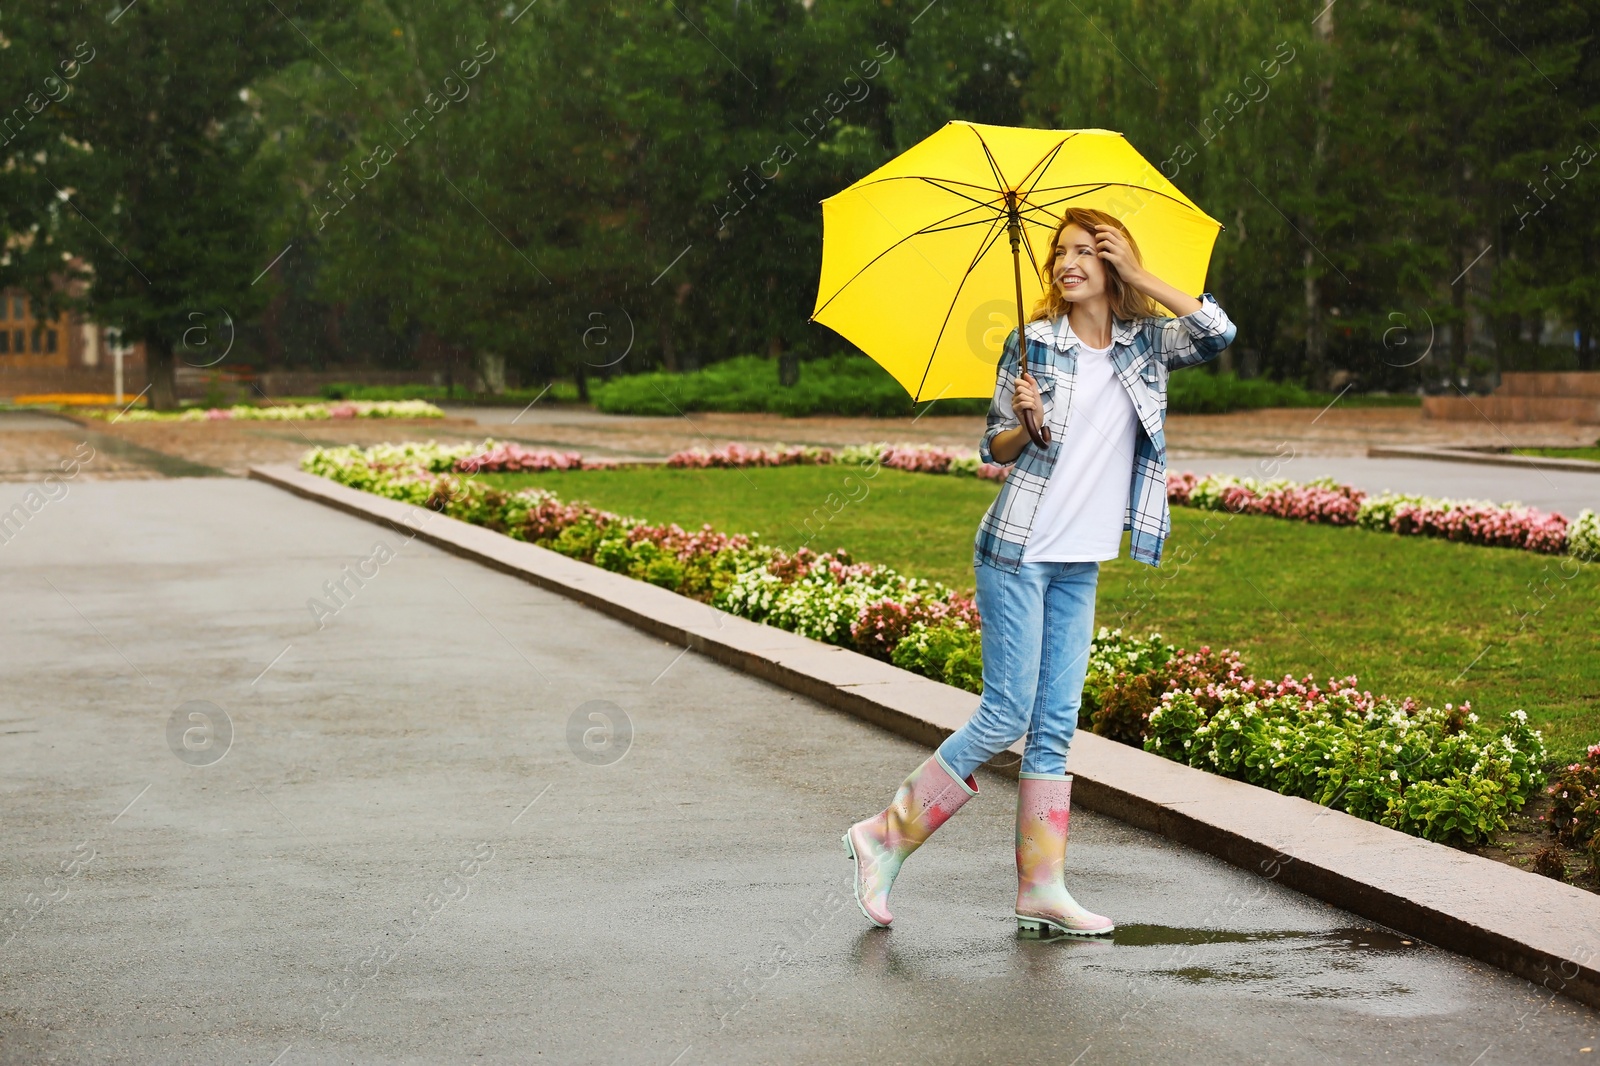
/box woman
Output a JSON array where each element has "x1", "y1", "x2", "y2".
[{"x1": 841, "y1": 207, "x2": 1236, "y2": 937}]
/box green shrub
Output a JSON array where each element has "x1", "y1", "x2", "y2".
[
  {"x1": 550, "y1": 518, "x2": 609, "y2": 560},
  {"x1": 1165, "y1": 371, "x2": 1419, "y2": 414},
  {"x1": 1088, "y1": 670, "x2": 1167, "y2": 746},
  {"x1": 891, "y1": 621, "x2": 984, "y2": 693},
  {"x1": 1145, "y1": 689, "x2": 1545, "y2": 844},
  {"x1": 591, "y1": 354, "x2": 990, "y2": 417},
  {"x1": 591, "y1": 357, "x2": 1417, "y2": 418}
]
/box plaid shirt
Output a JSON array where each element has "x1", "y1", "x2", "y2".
[{"x1": 974, "y1": 293, "x2": 1236, "y2": 572}]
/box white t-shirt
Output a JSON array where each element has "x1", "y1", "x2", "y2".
[{"x1": 1021, "y1": 341, "x2": 1140, "y2": 563}]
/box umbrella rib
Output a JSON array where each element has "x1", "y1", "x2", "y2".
[
  {"x1": 1018, "y1": 219, "x2": 1044, "y2": 289},
  {"x1": 913, "y1": 212, "x2": 1015, "y2": 401},
  {"x1": 1014, "y1": 134, "x2": 1079, "y2": 197},
  {"x1": 966, "y1": 125, "x2": 1014, "y2": 193},
  {"x1": 1024, "y1": 182, "x2": 1210, "y2": 218},
  {"x1": 842, "y1": 174, "x2": 1004, "y2": 199},
  {"x1": 811, "y1": 196, "x2": 1013, "y2": 319},
  {"x1": 915, "y1": 177, "x2": 1000, "y2": 209},
  {"x1": 1023, "y1": 184, "x2": 1115, "y2": 212},
  {"x1": 919, "y1": 213, "x2": 1014, "y2": 236},
  {"x1": 1018, "y1": 186, "x2": 1119, "y2": 231},
  {"x1": 963, "y1": 207, "x2": 1018, "y2": 280}
]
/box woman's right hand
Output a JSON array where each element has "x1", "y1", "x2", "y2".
[{"x1": 1011, "y1": 371, "x2": 1042, "y2": 422}]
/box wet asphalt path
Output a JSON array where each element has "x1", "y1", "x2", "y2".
[{"x1": 1, "y1": 478, "x2": 1596, "y2": 1064}]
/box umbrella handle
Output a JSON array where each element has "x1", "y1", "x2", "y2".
[
  {"x1": 1007, "y1": 193, "x2": 1051, "y2": 451},
  {"x1": 1021, "y1": 404, "x2": 1051, "y2": 448}
]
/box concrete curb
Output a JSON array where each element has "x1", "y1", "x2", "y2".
[
  {"x1": 249, "y1": 462, "x2": 1600, "y2": 1008},
  {"x1": 1368, "y1": 444, "x2": 1600, "y2": 475}
]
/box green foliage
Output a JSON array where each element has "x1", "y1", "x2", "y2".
[
  {"x1": 1512, "y1": 447, "x2": 1600, "y2": 463},
  {"x1": 591, "y1": 357, "x2": 1421, "y2": 416},
  {"x1": 1, "y1": 1, "x2": 332, "y2": 406},
  {"x1": 6, "y1": 0, "x2": 1600, "y2": 392},
  {"x1": 890, "y1": 621, "x2": 984, "y2": 694},
  {"x1": 591, "y1": 354, "x2": 989, "y2": 417},
  {"x1": 1139, "y1": 675, "x2": 1547, "y2": 845},
  {"x1": 1166, "y1": 372, "x2": 1418, "y2": 413}
]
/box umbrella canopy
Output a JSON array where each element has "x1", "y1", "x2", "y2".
[{"x1": 810, "y1": 120, "x2": 1223, "y2": 403}]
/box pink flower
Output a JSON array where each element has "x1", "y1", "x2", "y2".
[
  {"x1": 456, "y1": 443, "x2": 603, "y2": 473},
  {"x1": 1166, "y1": 471, "x2": 1198, "y2": 505},
  {"x1": 665, "y1": 443, "x2": 833, "y2": 468}
]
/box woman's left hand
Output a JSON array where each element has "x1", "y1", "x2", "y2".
[{"x1": 1094, "y1": 225, "x2": 1149, "y2": 291}]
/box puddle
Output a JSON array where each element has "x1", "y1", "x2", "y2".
[
  {"x1": 1292, "y1": 983, "x2": 1414, "y2": 1000},
  {"x1": 1311, "y1": 928, "x2": 1417, "y2": 952},
  {"x1": 1163, "y1": 966, "x2": 1277, "y2": 984},
  {"x1": 1109, "y1": 924, "x2": 1418, "y2": 952},
  {"x1": 1110, "y1": 925, "x2": 1315, "y2": 947},
  {"x1": 1116, "y1": 925, "x2": 1421, "y2": 995}
]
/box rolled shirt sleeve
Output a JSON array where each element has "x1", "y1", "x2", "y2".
[
  {"x1": 979, "y1": 327, "x2": 1024, "y2": 466},
  {"x1": 1155, "y1": 292, "x2": 1237, "y2": 370}
]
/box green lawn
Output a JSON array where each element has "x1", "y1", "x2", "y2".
[
  {"x1": 1512, "y1": 446, "x2": 1600, "y2": 463},
  {"x1": 481, "y1": 465, "x2": 1599, "y2": 761}
]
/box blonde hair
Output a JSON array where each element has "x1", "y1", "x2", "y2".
[{"x1": 1028, "y1": 207, "x2": 1161, "y2": 324}]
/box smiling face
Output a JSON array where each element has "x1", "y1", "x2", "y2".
[{"x1": 1050, "y1": 223, "x2": 1108, "y2": 303}]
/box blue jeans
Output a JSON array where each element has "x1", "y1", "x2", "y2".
[{"x1": 935, "y1": 559, "x2": 1099, "y2": 779}]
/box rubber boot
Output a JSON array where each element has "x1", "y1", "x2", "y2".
[
  {"x1": 1014, "y1": 772, "x2": 1114, "y2": 938},
  {"x1": 842, "y1": 752, "x2": 978, "y2": 928}
]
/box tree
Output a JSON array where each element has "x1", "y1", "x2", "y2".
[{"x1": 4, "y1": 1, "x2": 328, "y2": 408}]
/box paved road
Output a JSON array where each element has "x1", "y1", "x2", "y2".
[
  {"x1": 2, "y1": 479, "x2": 1597, "y2": 1064},
  {"x1": 1177, "y1": 454, "x2": 1600, "y2": 516}
]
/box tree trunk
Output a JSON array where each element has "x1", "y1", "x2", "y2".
[
  {"x1": 660, "y1": 318, "x2": 678, "y2": 372},
  {"x1": 673, "y1": 281, "x2": 694, "y2": 370},
  {"x1": 1303, "y1": 4, "x2": 1334, "y2": 391},
  {"x1": 1580, "y1": 242, "x2": 1595, "y2": 372},
  {"x1": 773, "y1": 335, "x2": 798, "y2": 387},
  {"x1": 148, "y1": 339, "x2": 177, "y2": 410},
  {"x1": 1450, "y1": 247, "x2": 1468, "y2": 383},
  {"x1": 478, "y1": 351, "x2": 506, "y2": 394},
  {"x1": 1303, "y1": 248, "x2": 1324, "y2": 389},
  {"x1": 574, "y1": 363, "x2": 589, "y2": 402}
]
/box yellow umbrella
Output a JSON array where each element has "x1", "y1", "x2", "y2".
[{"x1": 810, "y1": 120, "x2": 1222, "y2": 442}]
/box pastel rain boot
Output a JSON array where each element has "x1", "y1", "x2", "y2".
[
  {"x1": 1014, "y1": 772, "x2": 1114, "y2": 938},
  {"x1": 842, "y1": 752, "x2": 979, "y2": 928}
]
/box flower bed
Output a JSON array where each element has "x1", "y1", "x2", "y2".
[
  {"x1": 1081, "y1": 629, "x2": 1546, "y2": 844},
  {"x1": 456, "y1": 441, "x2": 617, "y2": 473},
  {"x1": 666, "y1": 440, "x2": 1008, "y2": 479},
  {"x1": 667, "y1": 443, "x2": 834, "y2": 468},
  {"x1": 1547, "y1": 745, "x2": 1600, "y2": 878},
  {"x1": 92, "y1": 400, "x2": 445, "y2": 422},
  {"x1": 299, "y1": 440, "x2": 1564, "y2": 846},
  {"x1": 664, "y1": 442, "x2": 1595, "y2": 558},
  {"x1": 1169, "y1": 471, "x2": 1597, "y2": 558}
]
